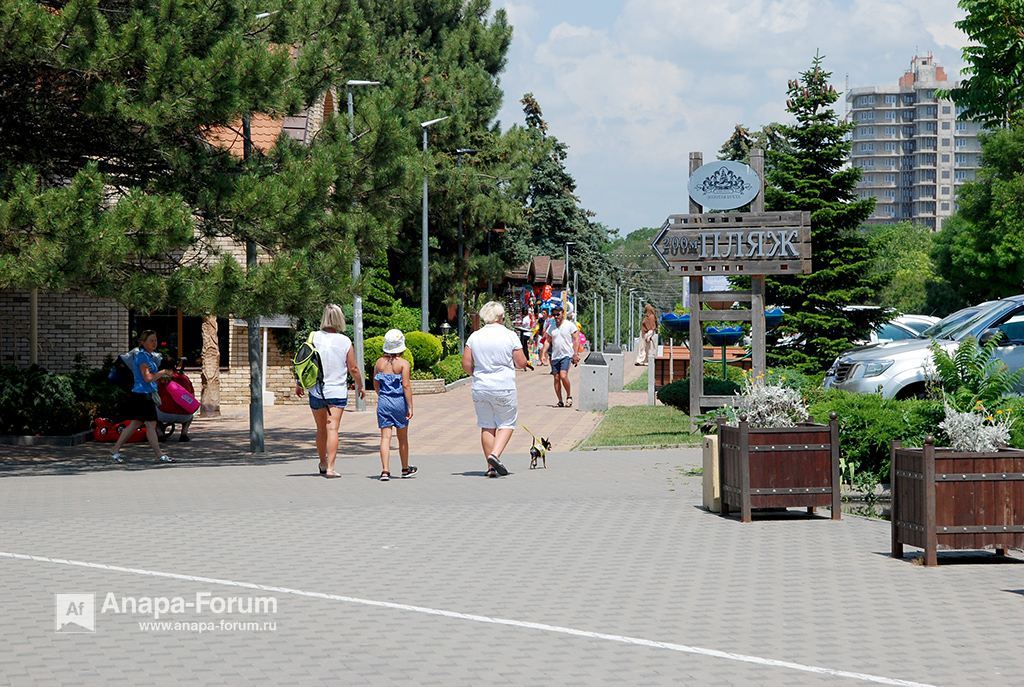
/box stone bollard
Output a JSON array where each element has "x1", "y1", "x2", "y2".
[
  {"x1": 578, "y1": 351, "x2": 609, "y2": 411},
  {"x1": 603, "y1": 344, "x2": 624, "y2": 392},
  {"x1": 702, "y1": 434, "x2": 721, "y2": 512}
]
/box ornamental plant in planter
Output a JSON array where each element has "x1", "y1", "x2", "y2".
[
  {"x1": 891, "y1": 337, "x2": 1024, "y2": 565},
  {"x1": 716, "y1": 375, "x2": 841, "y2": 523}
]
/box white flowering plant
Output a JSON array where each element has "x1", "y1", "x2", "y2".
[
  {"x1": 939, "y1": 401, "x2": 1014, "y2": 453},
  {"x1": 735, "y1": 373, "x2": 810, "y2": 428}
]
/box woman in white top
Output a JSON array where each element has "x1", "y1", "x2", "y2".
[
  {"x1": 294, "y1": 304, "x2": 365, "y2": 478},
  {"x1": 462, "y1": 301, "x2": 533, "y2": 477}
]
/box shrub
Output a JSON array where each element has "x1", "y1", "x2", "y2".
[
  {"x1": 363, "y1": 336, "x2": 414, "y2": 378},
  {"x1": 930, "y1": 336, "x2": 1023, "y2": 411},
  {"x1": 0, "y1": 365, "x2": 91, "y2": 435},
  {"x1": 389, "y1": 302, "x2": 421, "y2": 333},
  {"x1": 432, "y1": 354, "x2": 468, "y2": 384},
  {"x1": 404, "y1": 331, "x2": 443, "y2": 369},
  {"x1": 737, "y1": 376, "x2": 809, "y2": 428},
  {"x1": 703, "y1": 361, "x2": 746, "y2": 384},
  {"x1": 410, "y1": 369, "x2": 435, "y2": 380},
  {"x1": 657, "y1": 377, "x2": 740, "y2": 414},
  {"x1": 808, "y1": 390, "x2": 944, "y2": 480}
]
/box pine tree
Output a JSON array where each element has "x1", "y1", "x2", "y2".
[
  {"x1": 718, "y1": 125, "x2": 753, "y2": 161},
  {"x1": 362, "y1": 265, "x2": 398, "y2": 338},
  {"x1": 763, "y1": 53, "x2": 886, "y2": 372},
  {"x1": 518, "y1": 93, "x2": 613, "y2": 300}
]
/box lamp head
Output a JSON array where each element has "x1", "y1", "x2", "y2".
[
  {"x1": 421, "y1": 116, "x2": 450, "y2": 128},
  {"x1": 346, "y1": 80, "x2": 381, "y2": 87}
]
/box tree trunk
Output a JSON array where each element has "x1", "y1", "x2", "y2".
[{"x1": 200, "y1": 315, "x2": 221, "y2": 417}]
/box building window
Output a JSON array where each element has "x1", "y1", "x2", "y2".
[
  {"x1": 128, "y1": 310, "x2": 231, "y2": 368},
  {"x1": 941, "y1": 121, "x2": 950, "y2": 129},
  {"x1": 942, "y1": 154, "x2": 950, "y2": 162},
  {"x1": 942, "y1": 105, "x2": 951, "y2": 114},
  {"x1": 955, "y1": 121, "x2": 967, "y2": 131},
  {"x1": 955, "y1": 138, "x2": 967, "y2": 148},
  {"x1": 884, "y1": 94, "x2": 897, "y2": 104},
  {"x1": 885, "y1": 111, "x2": 897, "y2": 120},
  {"x1": 941, "y1": 186, "x2": 950, "y2": 195},
  {"x1": 884, "y1": 142, "x2": 897, "y2": 151},
  {"x1": 941, "y1": 138, "x2": 950, "y2": 147},
  {"x1": 941, "y1": 170, "x2": 950, "y2": 179},
  {"x1": 955, "y1": 170, "x2": 969, "y2": 181}
]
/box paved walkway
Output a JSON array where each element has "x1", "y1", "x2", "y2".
[{"x1": 1, "y1": 446, "x2": 1022, "y2": 686}]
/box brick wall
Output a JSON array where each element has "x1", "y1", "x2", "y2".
[
  {"x1": 0, "y1": 289, "x2": 128, "y2": 370},
  {"x1": 220, "y1": 323, "x2": 304, "y2": 405}
]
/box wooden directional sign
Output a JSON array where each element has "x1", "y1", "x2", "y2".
[{"x1": 651, "y1": 210, "x2": 812, "y2": 275}]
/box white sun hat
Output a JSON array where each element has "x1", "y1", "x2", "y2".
[{"x1": 382, "y1": 329, "x2": 407, "y2": 354}]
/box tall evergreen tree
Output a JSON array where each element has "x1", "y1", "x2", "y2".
[
  {"x1": 762, "y1": 53, "x2": 886, "y2": 372},
  {"x1": 518, "y1": 93, "x2": 613, "y2": 301},
  {"x1": 718, "y1": 125, "x2": 753, "y2": 161}
]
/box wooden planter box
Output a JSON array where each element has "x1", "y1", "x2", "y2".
[
  {"x1": 718, "y1": 414, "x2": 840, "y2": 522},
  {"x1": 891, "y1": 439, "x2": 1024, "y2": 566}
]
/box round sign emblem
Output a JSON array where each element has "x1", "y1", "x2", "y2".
[{"x1": 687, "y1": 160, "x2": 760, "y2": 211}]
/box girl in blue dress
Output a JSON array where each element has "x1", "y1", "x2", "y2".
[{"x1": 374, "y1": 329, "x2": 416, "y2": 481}]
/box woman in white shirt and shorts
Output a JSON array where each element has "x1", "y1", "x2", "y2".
[
  {"x1": 294, "y1": 304, "x2": 365, "y2": 478},
  {"x1": 462, "y1": 301, "x2": 533, "y2": 477}
]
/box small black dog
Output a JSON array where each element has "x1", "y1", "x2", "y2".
[{"x1": 522, "y1": 424, "x2": 552, "y2": 469}]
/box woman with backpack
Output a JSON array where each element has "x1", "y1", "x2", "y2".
[
  {"x1": 294, "y1": 304, "x2": 365, "y2": 478},
  {"x1": 110, "y1": 330, "x2": 175, "y2": 464}
]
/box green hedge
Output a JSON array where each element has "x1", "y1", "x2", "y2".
[
  {"x1": 808, "y1": 390, "x2": 944, "y2": 480},
  {"x1": 404, "y1": 331, "x2": 443, "y2": 369},
  {"x1": 0, "y1": 365, "x2": 93, "y2": 435},
  {"x1": 431, "y1": 354, "x2": 468, "y2": 384},
  {"x1": 656, "y1": 377, "x2": 741, "y2": 414}
]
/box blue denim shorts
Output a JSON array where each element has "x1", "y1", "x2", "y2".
[
  {"x1": 309, "y1": 395, "x2": 348, "y2": 411},
  {"x1": 550, "y1": 356, "x2": 572, "y2": 375}
]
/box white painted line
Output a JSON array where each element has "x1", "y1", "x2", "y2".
[{"x1": 3, "y1": 550, "x2": 934, "y2": 687}]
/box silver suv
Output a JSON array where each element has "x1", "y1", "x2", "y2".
[{"x1": 823, "y1": 296, "x2": 1024, "y2": 399}]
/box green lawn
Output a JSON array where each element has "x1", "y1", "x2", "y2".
[
  {"x1": 577, "y1": 405, "x2": 702, "y2": 449},
  {"x1": 623, "y1": 374, "x2": 650, "y2": 391}
]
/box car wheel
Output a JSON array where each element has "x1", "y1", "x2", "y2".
[{"x1": 895, "y1": 383, "x2": 928, "y2": 400}]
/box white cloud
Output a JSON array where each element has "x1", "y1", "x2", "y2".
[{"x1": 496, "y1": 0, "x2": 968, "y2": 232}]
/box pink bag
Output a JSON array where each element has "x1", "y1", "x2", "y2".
[{"x1": 165, "y1": 380, "x2": 200, "y2": 414}]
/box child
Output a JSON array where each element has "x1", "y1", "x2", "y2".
[{"x1": 373, "y1": 329, "x2": 416, "y2": 481}]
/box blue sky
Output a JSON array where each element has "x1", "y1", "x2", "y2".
[{"x1": 491, "y1": 0, "x2": 969, "y2": 236}]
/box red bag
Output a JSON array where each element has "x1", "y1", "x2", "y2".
[{"x1": 92, "y1": 418, "x2": 146, "y2": 443}]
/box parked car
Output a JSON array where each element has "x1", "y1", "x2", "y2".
[
  {"x1": 865, "y1": 314, "x2": 940, "y2": 345},
  {"x1": 823, "y1": 297, "x2": 1024, "y2": 399}
]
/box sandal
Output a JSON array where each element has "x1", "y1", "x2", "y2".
[
  {"x1": 566, "y1": 396, "x2": 573, "y2": 408},
  {"x1": 556, "y1": 401, "x2": 564, "y2": 408},
  {"x1": 401, "y1": 466, "x2": 418, "y2": 478},
  {"x1": 379, "y1": 471, "x2": 391, "y2": 482},
  {"x1": 487, "y1": 455, "x2": 509, "y2": 477},
  {"x1": 324, "y1": 471, "x2": 341, "y2": 479},
  {"x1": 318, "y1": 461, "x2": 327, "y2": 476},
  {"x1": 485, "y1": 468, "x2": 498, "y2": 478}
]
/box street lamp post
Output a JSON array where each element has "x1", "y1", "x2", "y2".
[
  {"x1": 455, "y1": 147, "x2": 477, "y2": 351},
  {"x1": 346, "y1": 80, "x2": 381, "y2": 413},
  {"x1": 564, "y1": 241, "x2": 576, "y2": 311},
  {"x1": 628, "y1": 289, "x2": 637, "y2": 351},
  {"x1": 420, "y1": 116, "x2": 449, "y2": 332},
  {"x1": 242, "y1": 114, "x2": 264, "y2": 453}
]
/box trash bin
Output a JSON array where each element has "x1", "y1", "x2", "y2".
[
  {"x1": 604, "y1": 344, "x2": 624, "y2": 392},
  {"x1": 579, "y1": 352, "x2": 609, "y2": 411}
]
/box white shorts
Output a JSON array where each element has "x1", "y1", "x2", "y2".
[{"x1": 472, "y1": 389, "x2": 518, "y2": 429}]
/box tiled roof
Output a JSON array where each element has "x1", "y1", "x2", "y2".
[
  {"x1": 202, "y1": 114, "x2": 284, "y2": 157},
  {"x1": 549, "y1": 259, "x2": 566, "y2": 286},
  {"x1": 505, "y1": 256, "x2": 566, "y2": 285}
]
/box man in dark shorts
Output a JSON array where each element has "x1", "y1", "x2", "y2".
[{"x1": 541, "y1": 306, "x2": 581, "y2": 407}]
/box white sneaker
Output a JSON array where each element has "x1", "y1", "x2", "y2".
[
  {"x1": 112, "y1": 452, "x2": 125, "y2": 463},
  {"x1": 158, "y1": 455, "x2": 174, "y2": 463}
]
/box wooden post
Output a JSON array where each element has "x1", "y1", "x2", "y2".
[
  {"x1": 891, "y1": 440, "x2": 903, "y2": 559},
  {"x1": 688, "y1": 152, "x2": 703, "y2": 428},
  {"x1": 718, "y1": 418, "x2": 729, "y2": 516},
  {"x1": 749, "y1": 148, "x2": 766, "y2": 379},
  {"x1": 29, "y1": 288, "x2": 38, "y2": 366},
  {"x1": 923, "y1": 436, "x2": 937, "y2": 566},
  {"x1": 739, "y1": 416, "x2": 752, "y2": 523},
  {"x1": 830, "y1": 412, "x2": 841, "y2": 520},
  {"x1": 688, "y1": 276, "x2": 702, "y2": 425}
]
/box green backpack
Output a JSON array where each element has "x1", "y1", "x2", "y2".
[{"x1": 293, "y1": 331, "x2": 324, "y2": 394}]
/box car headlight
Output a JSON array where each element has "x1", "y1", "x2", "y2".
[
  {"x1": 859, "y1": 360, "x2": 894, "y2": 378},
  {"x1": 826, "y1": 358, "x2": 840, "y2": 376}
]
